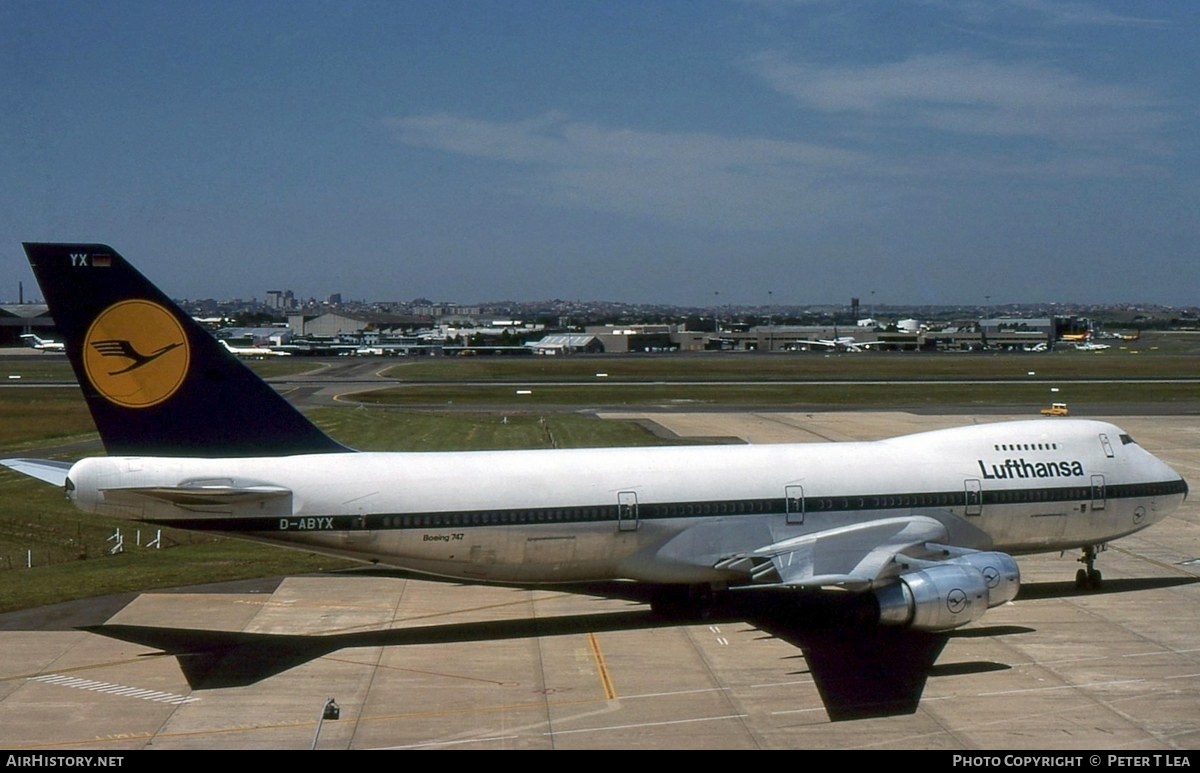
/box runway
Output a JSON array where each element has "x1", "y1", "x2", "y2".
[{"x1": 0, "y1": 411, "x2": 1197, "y2": 750}]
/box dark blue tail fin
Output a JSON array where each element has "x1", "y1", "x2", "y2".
[{"x1": 23, "y1": 243, "x2": 349, "y2": 457}]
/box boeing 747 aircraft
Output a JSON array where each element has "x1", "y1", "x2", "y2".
[{"x1": 1, "y1": 244, "x2": 1188, "y2": 634}]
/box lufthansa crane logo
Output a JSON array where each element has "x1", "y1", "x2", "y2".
[
  {"x1": 945, "y1": 588, "x2": 968, "y2": 615},
  {"x1": 83, "y1": 300, "x2": 190, "y2": 408}
]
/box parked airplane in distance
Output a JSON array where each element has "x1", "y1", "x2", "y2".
[
  {"x1": 1074, "y1": 341, "x2": 1111, "y2": 352},
  {"x1": 1, "y1": 244, "x2": 1189, "y2": 636},
  {"x1": 19, "y1": 333, "x2": 65, "y2": 352},
  {"x1": 810, "y1": 336, "x2": 867, "y2": 352},
  {"x1": 790, "y1": 333, "x2": 889, "y2": 353},
  {"x1": 219, "y1": 339, "x2": 292, "y2": 358}
]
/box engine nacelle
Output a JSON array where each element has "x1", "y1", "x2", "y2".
[
  {"x1": 873, "y1": 552, "x2": 1020, "y2": 631},
  {"x1": 950, "y1": 551, "x2": 1020, "y2": 607}
]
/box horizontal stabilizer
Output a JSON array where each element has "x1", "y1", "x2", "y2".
[
  {"x1": 100, "y1": 484, "x2": 293, "y2": 507},
  {"x1": 0, "y1": 458, "x2": 73, "y2": 487}
]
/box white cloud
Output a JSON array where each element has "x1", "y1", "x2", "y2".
[
  {"x1": 383, "y1": 41, "x2": 1177, "y2": 236},
  {"x1": 385, "y1": 112, "x2": 872, "y2": 231},
  {"x1": 1000, "y1": 0, "x2": 1169, "y2": 28},
  {"x1": 745, "y1": 50, "x2": 1170, "y2": 143}
]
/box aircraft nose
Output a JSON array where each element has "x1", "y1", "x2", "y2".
[{"x1": 1166, "y1": 459, "x2": 1187, "y2": 500}]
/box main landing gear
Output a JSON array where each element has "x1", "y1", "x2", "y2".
[{"x1": 1075, "y1": 544, "x2": 1104, "y2": 590}]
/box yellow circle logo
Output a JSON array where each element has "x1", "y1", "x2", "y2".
[{"x1": 83, "y1": 300, "x2": 190, "y2": 408}]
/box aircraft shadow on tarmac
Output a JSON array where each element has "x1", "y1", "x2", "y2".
[
  {"x1": 1013, "y1": 575, "x2": 1198, "y2": 601},
  {"x1": 84, "y1": 604, "x2": 950, "y2": 722},
  {"x1": 80, "y1": 574, "x2": 1198, "y2": 723}
]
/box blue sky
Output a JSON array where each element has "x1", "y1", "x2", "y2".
[{"x1": 2, "y1": 1, "x2": 1197, "y2": 306}]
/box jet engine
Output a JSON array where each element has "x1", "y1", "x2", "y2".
[{"x1": 873, "y1": 551, "x2": 1020, "y2": 631}]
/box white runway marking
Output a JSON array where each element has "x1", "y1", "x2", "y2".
[{"x1": 30, "y1": 674, "x2": 199, "y2": 705}]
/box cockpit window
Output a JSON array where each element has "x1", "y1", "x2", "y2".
[{"x1": 1120, "y1": 434, "x2": 1136, "y2": 445}]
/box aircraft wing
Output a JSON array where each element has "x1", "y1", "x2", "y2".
[
  {"x1": 718, "y1": 515, "x2": 948, "y2": 590},
  {"x1": 0, "y1": 458, "x2": 73, "y2": 487}
]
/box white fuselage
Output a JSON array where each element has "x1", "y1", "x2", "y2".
[{"x1": 63, "y1": 419, "x2": 1187, "y2": 585}]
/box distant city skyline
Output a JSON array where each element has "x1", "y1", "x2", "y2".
[
  {"x1": 172, "y1": 291, "x2": 1197, "y2": 322},
  {"x1": 7, "y1": 280, "x2": 1199, "y2": 316},
  {"x1": 3, "y1": 2, "x2": 1197, "y2": 307}
]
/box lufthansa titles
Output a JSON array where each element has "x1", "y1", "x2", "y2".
[{"x1": 977, "y1": 457, "x2": 1085, "y2": 480}]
